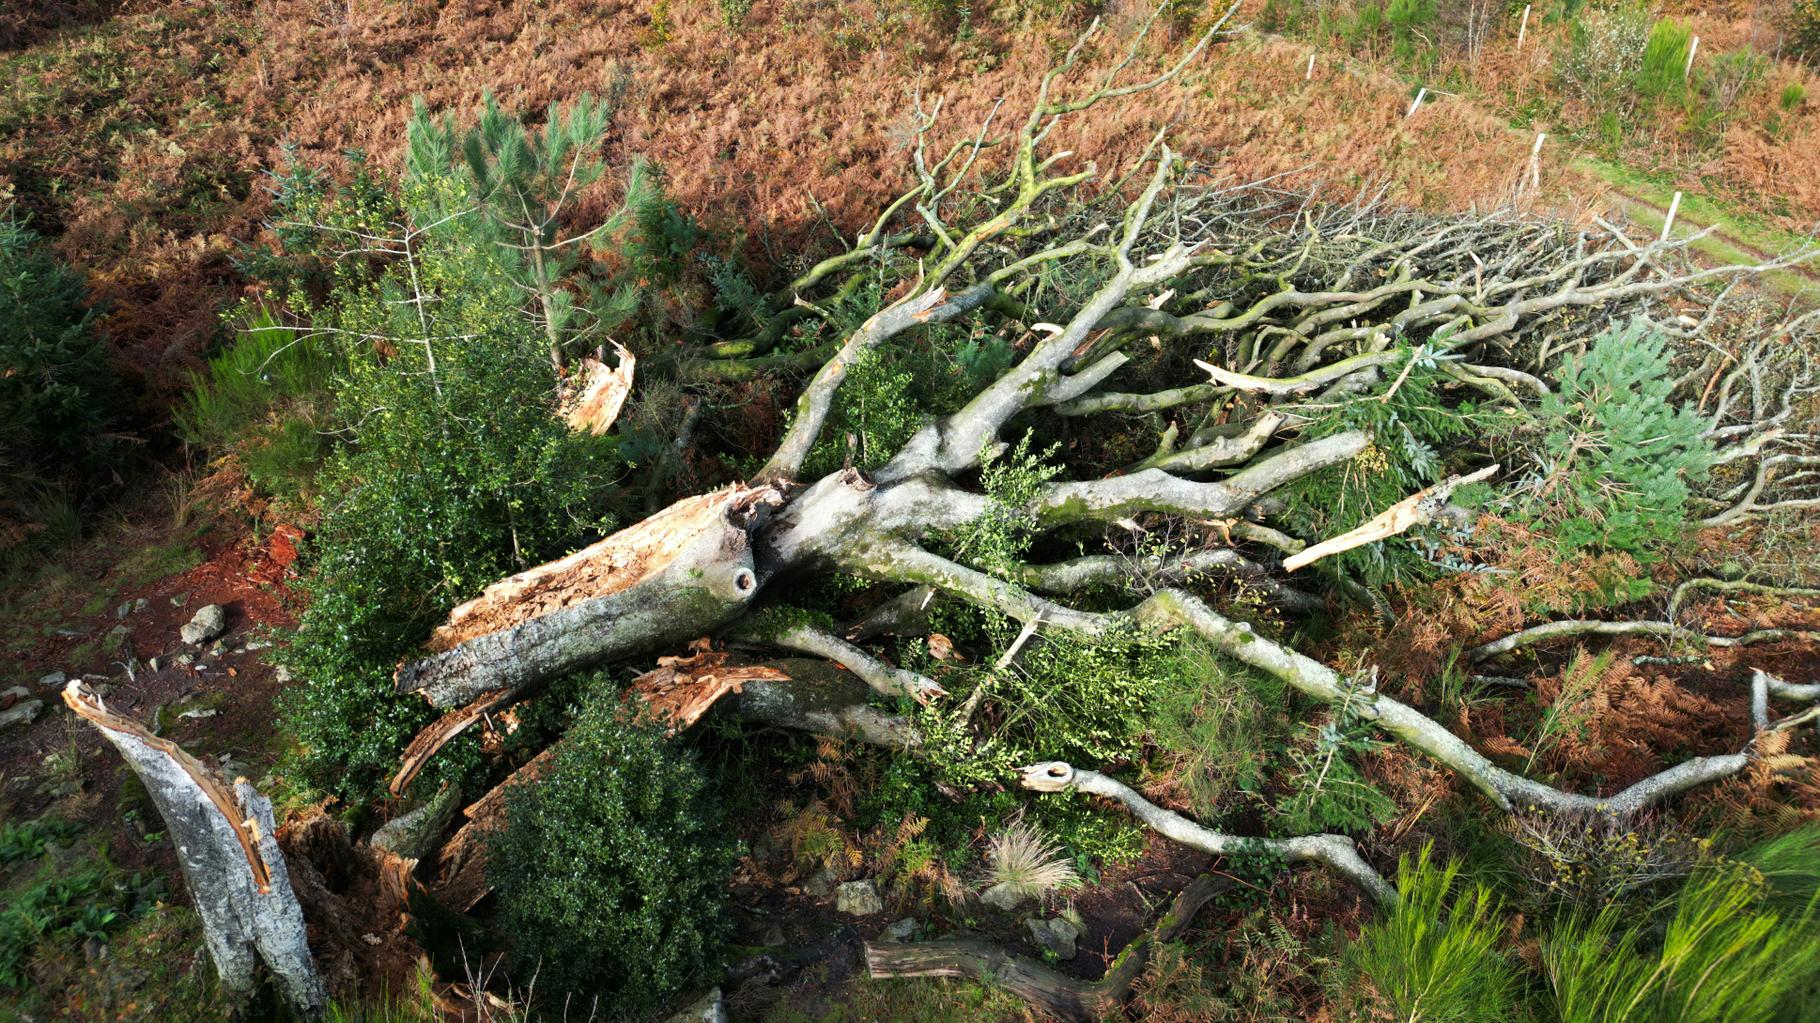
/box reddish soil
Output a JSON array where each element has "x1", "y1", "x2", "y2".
[{"x1": 1, "y1": 512, "x2": 302, "y2": 876}]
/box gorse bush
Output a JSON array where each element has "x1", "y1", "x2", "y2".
[
  {"x1": 275, "y1": 161, "x2": 623, "y2": 802},
  {"x1": 1343, "y1": 844, "x2": 1521, "y2": 1023},
  {"x1": 488, "y1": 694, "x2": 735, "y2": 1016},
  {"x1": 1518, "y1": 319, "x2": 1710, "y2": 559}
]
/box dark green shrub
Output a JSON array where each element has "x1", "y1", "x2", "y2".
[
  {"x1": 1517, "y1": 319, "x2": 1710, "y2": 559},
  {"x1": 1789, "y1": 0, "x2": 1820, "y2": 63},
  {"x1": 0, "y1": 209, "x2": 121, "y2": 551},
  {"x1": 488, "y1": 696, "x2": 735, "y2": 1014},
  {"x1": 275, "y1": 167, "x2": 622, "y2": 802}
]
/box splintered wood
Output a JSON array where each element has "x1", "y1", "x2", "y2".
[
  {"x1": 63, "y1": 681, "x2": 327, "y2": 1013},
  {"x1": 422, "y1": 485, "x2": 764, "y2": 654},
  {"x1": 559, "y1": 343, "x2": 635, "y2": 435},
  {"x1": 628, "y1": 641, "x2": 789, "y2": 731},
  {"x1": 1282, "y1": 464, "x2": 1498, "y2": 572},
  {"x1": 389, "y1": 688, "x2": 513, "y2": 797}
]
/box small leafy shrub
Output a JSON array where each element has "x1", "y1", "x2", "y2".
[
  {"x1": 1517, "y1": 319, "x2": 1710, "y2": 559},
  {"x1": 1506, "y1": 810, "x2": 1710, "y2": 913},
  {"x1": 1343, "y1": 844, "x2": 1520, "y2": 1023},
  {"x1": 1275, "y1": 677, "x2": 1397, "y2": 836},
  {"x1": 488, "y1": 696, "x2": 736, "y2": 1014},
  {"x1": 274, "y1": 164, "x2": 622, "y2": 802},
  {"x1": 944, "y1": 431, "x2": 1063, "y2": 580},
  {"x1": 1790, "y1": 0, "x2": 1820, "y2": 63},
  {"x1": 1557, "y1": 8, "x2": 1649, "y2": 115}
]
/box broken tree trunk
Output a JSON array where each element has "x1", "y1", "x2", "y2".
[
  {"x1": 396, "y1": 484, "x2": 780, "y2": 708},
  {"x1": 64, "y1": 682, "x2": 328, "y2": 1017},
  {"x1": 865, "y1": 874, "x2": 1233, "y2": 1022}
]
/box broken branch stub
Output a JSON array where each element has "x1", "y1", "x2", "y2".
[
  {"x1": 1282, "y1": 464, "x2": 1496, "y2": 572},
  {"x1": 63, "y1": 682, "x2": 328, "y2": 1017},
  {"x1": 559, "y1": 343, "x2": 636, "y2": 435},
  {"x1": 396, "y1": 484, "x2": 780, "y2": 708}
]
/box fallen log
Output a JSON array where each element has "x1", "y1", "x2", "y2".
[
  {"x1": 396, "y1": 484, "x2": 780, "y2": 708},
  {"x1": 865, "y1": 874, "x2": 1233, "y2": 1022},
  {"x1": 64, "y1": 681, "x2": 328, "y2": 1017}
]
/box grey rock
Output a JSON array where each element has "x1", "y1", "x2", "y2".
[
  {"x1": 980, "y1": 881, "x2": 1030, "y2": 912},
  {"x1": 147, "y1": 657, "x2": 162, "y2": 672},
  {"x1": 663, "y1": 988, "x2": 727, "y2": 1023},
  {"x1": 38, "y1": 670, "x2": 66, "y2": 689},
  {"x1": 1025, "y1": 916, "x2": 1080, "y2": 960},
  {"x1": 369, "y1": 786, "x2": 461, "y2": 861},
  {"x1": 170, "y1": 594, "x2": 187, "y2": 607},
  {"x1": 805, "y1": 866, "x2": 838, "y2": 900},
  {"x1": 884, "y1": 917, "x2": 916, "y2": 942},
  {"x1": 835, "y1": 879, "x2": 884, "y2": 916},
  {"x1": 243, "y1": 640, "x2": 272, "y2": 652},
  {"x1": 177, "y1": 654, "x2": 196, "y2": 667},
  {"x1": 179, "y1": 708, "x2": 219, "y2": 720},
  {"x1": 181, "y1": 605, "x2": 229, "y2": 645},
  {"x1": 0, "y1": 688, "x2": 44, "y2": 731},
  {"x1": 760, "y1": 923, "x2": 786, "y2": 946}
]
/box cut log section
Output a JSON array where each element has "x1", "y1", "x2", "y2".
[
  {"x1": 397, "y1": 484, "x2": 781, "y2": 708},
  {"x1": 64, "y1": 681, "x2": 328, "y2": 1017},
  {"x1": 865, "y1": 874, "x2": 1232, "y2": 1022}
]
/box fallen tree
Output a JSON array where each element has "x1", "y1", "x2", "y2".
[{"x1": 317, "y1": 6, "x2": 1817, "y2": 1015}]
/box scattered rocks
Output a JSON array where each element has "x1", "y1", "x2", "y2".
[
  {"x1": 835, "y1": 879, "x2": 884, "y2": 916},
  {"x1": 370, "y1": 786, "x2": 461, "y2": 861},
  {"x1": 981, "y1": 881, "x2": 1030, "y2": 912},
  {"x1": 38, "y1": 670, "x2": 66, "y2": 689},
  {"x1": 180, "y1": 604, "x2": 229, "y2": 645},
  {"x1": 1025, "y1": 916, "x2": 1080, "y2": 960},
  {"x1": 884, "y1": 917, "x2": 917, "y2": 942},
  {"x1": 0, "y1": 687, "x2": 44, "y2": 731}
]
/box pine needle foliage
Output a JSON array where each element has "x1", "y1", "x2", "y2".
[
  {"x1": 1342, "y1": 844, "x2": 1522, "y2": 1023},
  {"x1": 405, "y1": 90, "x2": 661, "y2": 367},
  {"x1": 1519, "y1": 319, "x2": 1710, "y2": 559},
  {"x1": 1543, "y1": 855, "x2": 1820, "y2": 1023}
]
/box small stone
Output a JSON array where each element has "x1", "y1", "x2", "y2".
[
  {"x1": 805, "y1": 866, "x2": 837, "y2": 900},
  {"x1": 981, "y1": 881, "x2": 1029, "y2": 912},
  {"x1": 133, "y1": 598, "x2": 149, "y2": 614},
  {"x1": 884, "y1": 917, "x2": 916, "y2": 942},
  {"x1": 0, "y1": 690, "x2": 44, "y2": 731},
  {"x1": 760, "y1": 924, "x2": 786, "y2": 946},
  {"x1": 115, "y1": 601, "x2": 133, "y2": 620},
  {"x1": 1026, "y1": 916, "x2": 1080, "y2": 960},
  {"x1": 179, "y1": 708, "x2": 218, "y2": 720},
  {"x1": 170, "y1": 594, "x2": 187, "y2": 607},
  {"x1": 243, "y1": 639, "x2": 271, "y2": 652},
  {"x1": 835, "y1": 879, "x2": 884, "y2": 916},
  {"x1": 180, "y1": 605, "x2": 228, "y2": 645},
  {"x1": 146, "y1": 657, "x2": 161, "y2": 672},
  {"x1": 38, "y1": 671, "x2": 66, "y2": 689},
  {"x1": 176, "y1": 654, "x2": 195, "y2": 667}
]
